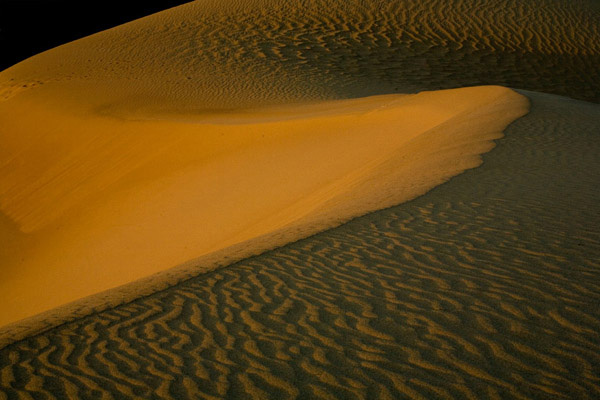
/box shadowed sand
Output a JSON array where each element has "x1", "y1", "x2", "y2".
[{"x1": 0, "y1": 91, "x2": 598, "y2": 399}]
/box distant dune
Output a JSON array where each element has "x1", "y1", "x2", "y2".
[
  {"x1": 0, "y1": 0, "x2": 599, "y2": 398},
  {"x1": 2, "y1": 0, "x2": 599, "y2": 105}
]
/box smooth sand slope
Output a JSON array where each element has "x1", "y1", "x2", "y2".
[
  {"x1": 0, "y1": 91, "x2": 598, "y2": 399},
  {"x1": 0, "y1": 81, "x2": 528, "y2": 328}
]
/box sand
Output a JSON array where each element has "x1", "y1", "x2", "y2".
[
  {"x1": 0, "y1": 0, "x2": 537, "y2": 328},
  {"x1": 0, "y1": 0, "x2": 599, "y2": 398}
]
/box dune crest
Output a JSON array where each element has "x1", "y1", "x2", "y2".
[{"x1": 1, "y1": 91, "x2": 597, "y2": 398}]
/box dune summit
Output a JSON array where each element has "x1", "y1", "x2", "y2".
[{"x1": 0, "y1": 0, "x2": 539, "y2": 329}]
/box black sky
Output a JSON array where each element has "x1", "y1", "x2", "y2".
[{"x1": 0, "y1": 0, "x2": 193, "y2": 71}]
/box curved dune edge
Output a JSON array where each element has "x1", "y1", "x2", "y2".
[{"x1": 0, "y1": 86, "x2": 527, "y2": 347}]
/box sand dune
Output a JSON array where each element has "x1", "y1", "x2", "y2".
[
  {"x1": 0, "y1": 0, "x2": 599, "y2": 398},
  {"x1": 0, "y1": 91, "x2": 598, "y2": 399},
  {"x1": 0, "y1": 0, "x2": 538, "y2": 328}
]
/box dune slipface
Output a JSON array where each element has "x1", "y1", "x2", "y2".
[
  {"x1": 0, "y1": 0, "x2": 599, "y2": 398},
  {"x1": 0, "y1": 84, "x2": 527, "y2": 327}
]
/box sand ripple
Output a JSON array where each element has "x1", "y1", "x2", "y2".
[
  {"x1": 0, "y1": 92, "x2": 598, "y2": 398},
  {"x1": 1, "y1": 0, "x2": 599, "y2": 105}
]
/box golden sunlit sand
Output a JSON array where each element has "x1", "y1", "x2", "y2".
[
  {"x1": 0, "y1": 86, "x2": 526, "y2": 327},
  {"x1": 0, "y1": 0, "x2": 599, "y2": 398}
]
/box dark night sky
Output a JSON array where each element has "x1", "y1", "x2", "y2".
[{"x1": 0, "y1": 0, "x2": 193, "y2": 71}]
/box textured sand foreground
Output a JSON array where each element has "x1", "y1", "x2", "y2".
[{"x1": 0, "y1": 91, "x2": 598, "y2": 399}]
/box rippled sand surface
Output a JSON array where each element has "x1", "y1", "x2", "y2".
[
  {"x1": 1, "y1": 92, "x2": 598, "y2": 398},
  {"x1": 1, "y1": 0, "x2": 600, "y2": 398},
  {"x1": 1, "y1": 0, "x2": 598, "y2": 105}
]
